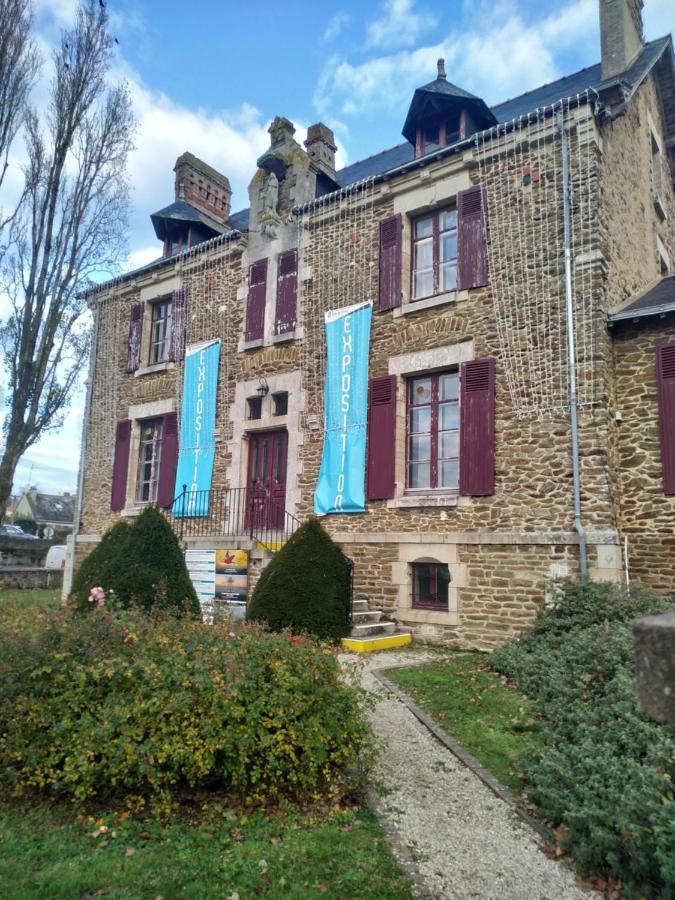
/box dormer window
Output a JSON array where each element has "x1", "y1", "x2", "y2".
[{"x1": 416, "y1": 113, "x2": 463, "y2": 157}]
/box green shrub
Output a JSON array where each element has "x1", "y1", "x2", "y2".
[
  {"x1": 70, "y1": 520, "x2": 132, "y2": 610},
  {"x1": 70, "y1": 507, "x2": 199, "y2": 617},
  {"x1": 491, "y1": 580, "x2": 675, "y2": 897},
  {"x1": 0, "y1": 607, "x2": 372, "y2": 810},
  {"x1": 247, "y1": 519, "x2": 350, "y2": 640}
]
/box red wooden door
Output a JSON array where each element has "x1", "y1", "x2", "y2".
[{"x1": 246, "y1": 430, "x2": 288, "y2": 529}]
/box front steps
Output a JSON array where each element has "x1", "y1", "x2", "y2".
[{"x1": 341, "y1": 597, "x2": 412, "y2": 653}]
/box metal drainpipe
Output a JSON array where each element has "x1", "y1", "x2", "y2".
[
  {"x1": 68, "y1": 300, "x2": 100, "y2": 596},
  {"x1": 558, "y1": 109, "x2": 588, "y2": 580}
]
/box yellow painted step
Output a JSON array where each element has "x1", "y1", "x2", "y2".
[{"x1": 341, "y1": 632, "x2": 412, "y2": 653}]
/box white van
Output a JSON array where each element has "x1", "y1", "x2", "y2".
[{"x1": 45, "y1": 545, "x2": 66, "y2": 570}]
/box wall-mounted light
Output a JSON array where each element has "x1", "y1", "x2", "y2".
[{"x1": 256, "y1": 378, "x2": 269, "y2": 397}]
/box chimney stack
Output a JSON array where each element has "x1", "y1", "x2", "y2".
[
  {"x1": 304, "y1": 123, "x2": 337, "y2": 180},
  {"x1": 174, "y1": 152, "x2": 232, "y2": 225},
  {"x1": 600, "y1": 0, "x2": 644, "y2": 81}
]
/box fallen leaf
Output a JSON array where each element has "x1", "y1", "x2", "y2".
[{"x1": 124, "y1": 847, "x2": 135, "y2": 857}]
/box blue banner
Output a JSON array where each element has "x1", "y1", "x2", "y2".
[
  {"x1": 174, "y1": 339, "x2": 220, "y2": 517},
  {"x1": 314, "y1": 301, "x2": 372, "y2": 515}
]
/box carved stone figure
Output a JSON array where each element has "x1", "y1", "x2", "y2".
[{"x1": 261, "y1": 172, "x2": 279, "y2": 218}]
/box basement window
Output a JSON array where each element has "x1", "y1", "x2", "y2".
[{"x1": 411, "y1": 562, "x2": 450, "y2": 609}]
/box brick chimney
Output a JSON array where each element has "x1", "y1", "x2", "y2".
[
  {"x1": 600, "y1": 0, "x2": 644, "y2": 81},
  {"x1": 304, "y1": 123, "x2": 337, "y2": 180},
  {"x1": 174, "y1": 152, "x2": 232, "y2": 225}
]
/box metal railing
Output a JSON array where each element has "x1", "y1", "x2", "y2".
[{"x1": 166, "y1": 485, "x2": 301, "y2": 551}]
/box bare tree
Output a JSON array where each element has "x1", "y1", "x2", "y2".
[
  {"x1": 0, "y1": 0, "x2": 135, "y2": 520},
  {"x1": 0, "y1": 0, "x2": 39, "y2": 232}
]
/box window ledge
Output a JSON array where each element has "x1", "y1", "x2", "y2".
[
  {"x1": 388, "y1": 493, "x2": 459, "y2": 509},
  {"x1": 396, "y1": 607, "x2": 459, "y2": 626},
  {"x1": 239, "y1": 337, "x2": 265, "y2": 352},
  {"x1": 394, "y1": 290, "x2": 469, "y2": 318},
  {"x1": 120, "y1": 506, "x2": 145, "y2": 517},
  {"x1": 134, "y1": 361, "x2": 174, "y2": 378},
  {"x1": 271, "y1": 329, "x2": 297, "y2": 345}
]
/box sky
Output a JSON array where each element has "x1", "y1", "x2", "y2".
[{"x1": 3, "y1": 0, "x2": 675, "y2": 497}]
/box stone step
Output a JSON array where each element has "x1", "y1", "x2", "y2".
[
  {"x1": 352, "y1": 610, "x2": 384, "y2": 624},
  {"x1": 352, "y1": 599, "x2": 369, "y2": 612},
  {"x1": 349, "y1": 621, "x2": 396, "y2": 638}
]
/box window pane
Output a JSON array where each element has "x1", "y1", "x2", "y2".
[
  {"x1": 439, "y1": 373, "x2": 459, "y2": 401},
  {"x1": 440, "y1": 402, "x2": 459, "y2": 430},
  {"x1": 439, "y1": 458, "x2": 459, "y2": 488},
  {"x1": 445, "y1": 120, "x2": 460, "y2": 144},
  {"x1": 414, "y1": 237, "x2": 433, "y2": 269},
  {"x1": 441, "y1": 263, "x2": 457, "y2": 292},
  {"x1": 409, "y1": 434, "x2": 430, "y2": 461},
  {"x1": 439, "y1": 431, "x2": 459, "y2": 459},
  {"x1": 414, "y1": 270, "x2": 434, "y2": 299},
  {"x1": 424, "y1": 127, "x2": 439, "y2": 151},
  {"x1": 440, "y1": 232, "x2": 457, "y2": 262},
  {"x1": 410, "y1": 406, "x2": 431, "y2": 433},
  {"x1": 410, "y1": 378, "x2": 431, "y2": 405},
  {"x1": 408, "y1": 462, "x2": 430, "y2": 489},
  {"x1": 415, "y1": 216, "x2": 433, "y2": 239},
  {"x1": 440, "y1": 209, "x2": 457, "y2": 231}
]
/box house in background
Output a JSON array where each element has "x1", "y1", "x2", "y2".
[
  {"x1": 68, "y1": 0, "x2": 675, "y2": 648},
  {"x1": 14, "y1": 488, "x2": 75, "y2": 538}
]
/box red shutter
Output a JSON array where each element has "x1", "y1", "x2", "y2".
[
  {"x1": 656, "y1": 342, "x2": 675, "y2": 495},
  {"x1": 110, "y1": 419, "x2": 132, "y2": 511},
  {"x1": 169, "y1": 288, "x2": 187, "y2": 361},
  {"x1": 245, "y1": 258, "x2": 268, "y2": 342},
  {"x1": 275, "y1": 249, "x2": 298, "y2": 335},
  {"x1": 457, "y1": 186, "x2": 488, "y2": 290},
  {"x1": 378, "y1": 214, "x2": 402, "y2": 311},
  {"x1": 366, "y1": 375, "x2": 397, "y2": 500},
  {"x1": 126, "y1": 303, "x2": 144, "y2": 372},
  {"x1": 157, "y1": 412, "x2": 179, "y2": 508},
  {"x1": 459, "y1": 358, "x2": 495, "y2": 496}
]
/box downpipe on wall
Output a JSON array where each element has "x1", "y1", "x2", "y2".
[{"x1": 557, "y1": 109, "x2": 588, "y2": 580}]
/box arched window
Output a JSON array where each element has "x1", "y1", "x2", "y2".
[{"x1": 411, "y1": 560, "x2": 451, "y2": 609}]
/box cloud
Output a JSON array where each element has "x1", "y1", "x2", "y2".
[
  {"x1": 643, "y1": 0, "x2": 675, "y2": 41},
  {"x1": 316, "y1": 0, "x2": 599, "y2": 121},
  {"x1": 324, "y1": 11, "x2": 350, "y2": 42},
  {"x1": 365, "y1": 0, "x2": 437, "y2": 50}
]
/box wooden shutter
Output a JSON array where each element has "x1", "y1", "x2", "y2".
[
  {"x1": 457, "y1": 186, "x2": 488, "y2": 290},
  {"x1": 126, "y1": 303, "x2": 144, "y2": 372},
  {"x1": 459, "y1": 358, "x2": 495, "y2": 496},
  {"x1": 110, "y1": 419, "x2": 132, "y2": 511},
  {"x1": 275, "y1": 249, "x2": 298, "y2": 335},
  {"x1": 378, "y1": 214, "x2": 402, "y2": 312},
  {"x1": 656, "y1": 342, "x2": 675, "y2": 495},
  {"x1": 157, "y1": 412, "x2": 179, "y2": 508},
  {"x1": 245, "y1": 258, "x2": 268, "y2": 342},
  {"x1": 366, "y1": 375, "x2": 397, "y2": 500},
  {"x1": 169, "y1": 288, "x2": 187, "y2": 362}
]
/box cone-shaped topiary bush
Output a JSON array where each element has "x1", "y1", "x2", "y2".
[
  {"x1": 247, "y1": 518, "x2": 350, "y2": 640},
  {"x1": 71, "y1": 507, "x2": 199, "y2": 617},
  {"x1": 70, "y1": 520, "x2": 132, "y2": 611}
]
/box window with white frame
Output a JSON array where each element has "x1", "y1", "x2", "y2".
[
  {"x1": 136, "y1": 418, "x2": 164, "y2": 503},
  {"x1": 149, "y1": 299, "x2": 172, "y2": 364},
  {"x1": 411, "y1": 208, "x2": 458, "y2": 300},
  {"x1": 407, "y1": 370, "x2": 460, "y2": 490}
]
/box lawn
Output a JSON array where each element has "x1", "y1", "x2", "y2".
[
  {"x1": 0, "y1": 589, "x2": 413, "y2": 900},
  {"x1": 386, "y1": 653, "x2": 540, "y2": 791}
]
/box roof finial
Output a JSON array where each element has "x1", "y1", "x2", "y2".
[{"x1": 437, "y1": 58, "x2": 446, "y2": 81}]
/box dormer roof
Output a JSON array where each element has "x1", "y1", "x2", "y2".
[{"x1": 402, "y1": 59, "x2": 498, "y2": 144}]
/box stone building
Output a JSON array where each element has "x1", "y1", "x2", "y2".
[{"x1": 69, "y1": 0, "x2": 675, "y2": 647}]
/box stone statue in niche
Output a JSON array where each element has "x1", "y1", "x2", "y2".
[{"x1": 260, "y1": 171, "x2": 280, "y2": 239}]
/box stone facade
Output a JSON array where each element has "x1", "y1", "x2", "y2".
[{"x1": 72, "y1": 35, "x2": 675, "y2": 648}]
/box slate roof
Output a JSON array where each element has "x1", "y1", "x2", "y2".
[
  {"x1": 25, "y1": 492, "x2": 74, "y2": 525},
  {"x1": 609, "y1": 275, "x2": 675, "y2": 323},
  {"x1": 150, "y1": 199, "x2": 227, "y2": 241}
]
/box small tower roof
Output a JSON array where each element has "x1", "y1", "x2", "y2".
[{"x1": 402, "y1": 59, "x2": 497, "y2": 144}]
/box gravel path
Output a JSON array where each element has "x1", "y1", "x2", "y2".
[{"x1": 344, "y1": 649, "x2": 596, "y2": 900}]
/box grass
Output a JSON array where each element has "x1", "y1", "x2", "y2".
[
  {"x1": 386, "y1": 653, "x2": 541, "y2": 791},
  {"x1": 0, "y1": 589, "x2": 413, "y2": 899},
  {"x1": 0, "y1": 802, "x2": 412, "y2": 899}
]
